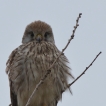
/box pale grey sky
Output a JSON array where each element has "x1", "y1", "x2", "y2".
[{"x1": 0, "y1": 0, "x2": 106, "y2": 106}]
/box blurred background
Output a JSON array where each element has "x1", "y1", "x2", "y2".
[{"x1": 0, "y1": 0, "x2": 106, "y2": 106}]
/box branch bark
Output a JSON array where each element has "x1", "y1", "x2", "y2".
[{"x1": 68, "y1": 51, "x2": 102, "y2": 88}]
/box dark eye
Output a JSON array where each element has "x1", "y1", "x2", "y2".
[
  {"x1": 44, "y1": 32, "x2": 49, "y2": 38},
  {"x1": 28, "y1": 31, "x2": 34, "y2": 37}
]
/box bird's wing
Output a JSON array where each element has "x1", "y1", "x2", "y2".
[
  {"x1": 6, "y1": 48, "x2": 18, "y2": 106},
  {"x1": 9, "y1": 80, "x2": 18, "y2": 106}
]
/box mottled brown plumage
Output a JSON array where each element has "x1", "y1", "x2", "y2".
[{"x1": 6, "y1": 21, "x2": 74, "y2": 106}]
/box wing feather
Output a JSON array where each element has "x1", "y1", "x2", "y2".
[{"x1": 6, "y1": 48, "x2": 18, "y2": 106}]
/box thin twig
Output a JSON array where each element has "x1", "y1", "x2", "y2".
[
  {"x1": 68, "y1": 51, "x2": 102, "y2": 88},
  {"x1": 25, "y1": 13, "x2": 82, "y2": 106}
]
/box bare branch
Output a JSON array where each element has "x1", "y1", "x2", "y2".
[
  {"x1": 68, "y1": 51, "x2": 102, "y2": 88},
  {"x1": 25, "y1": 13, "x2": 82, "y2": 106}
]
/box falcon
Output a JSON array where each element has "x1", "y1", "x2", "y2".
[{"x1": 6, "y1": 21, "x2": 74, "y2": 106}]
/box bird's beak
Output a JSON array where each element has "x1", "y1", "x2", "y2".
[{"x1": 36, "y1": 34, "x2": 42, "y2": 42}]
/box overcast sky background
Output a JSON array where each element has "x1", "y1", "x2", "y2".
[{"x1": 0, "y1": 0, "x2": 106, "y2": 106}]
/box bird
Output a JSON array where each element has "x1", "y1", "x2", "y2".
[{"x1": 6, "y1": 20, "x2": 74, "y2": 106}]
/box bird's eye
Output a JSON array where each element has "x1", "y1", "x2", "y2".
[
  {"x1": 28, "y1": 31, "x2": 34, "y2": 37},
  {"x1": 44, "y1": 32, "x2": 49, "y2": 38}
]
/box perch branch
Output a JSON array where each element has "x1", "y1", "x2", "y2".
[
  {"x1": 25, "y1": 13, "x2": 82, "y2": 106},
  {"x1": 68, "y1": 51, "x2": 102, "y2": 88}
]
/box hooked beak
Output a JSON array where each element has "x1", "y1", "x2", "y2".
[{"x1": 36, "y1": 34, "x2": 42, "y2": 43}]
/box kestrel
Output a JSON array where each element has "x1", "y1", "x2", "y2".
[{"x1": 6, "y1": 21, "x2": 74, "y2": 106}]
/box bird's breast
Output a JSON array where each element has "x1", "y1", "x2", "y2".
[{"x1": 8, "y1": 41, "x2": 71, "y2": 106}]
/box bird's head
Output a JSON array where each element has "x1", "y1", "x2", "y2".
[{"x1": 22, "y1": 20, "x2": 55, "y2": 44}]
